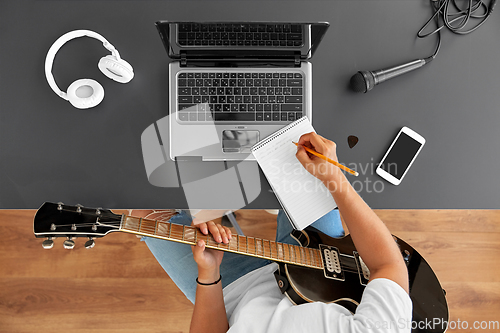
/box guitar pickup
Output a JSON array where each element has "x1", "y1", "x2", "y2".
[
  {"x1": 319, "y1": 244, "x2": 344, "y2": 281},
  {"x1": 354, "y1": 251, "x2": 370, "y2": 286}
]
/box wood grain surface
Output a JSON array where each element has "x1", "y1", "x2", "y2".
[{"x1": 1, "y1": 209, "x2": 499, "y2": 332}]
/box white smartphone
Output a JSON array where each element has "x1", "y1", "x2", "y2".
[{"x1": 376, "y1": 126, "x2": 425, "y2": 185}]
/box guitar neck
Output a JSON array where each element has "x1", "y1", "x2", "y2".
[{"x1": 118, "y1": 215, "x2": 323, "y2": 270}]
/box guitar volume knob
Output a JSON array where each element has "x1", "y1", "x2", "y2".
[{"x1": 403, "y1": 249, "x2": 410, "y2": 262}]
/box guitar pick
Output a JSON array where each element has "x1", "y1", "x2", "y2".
[{"x1": 348, "y1": 135, "x2": 359, "y2": 149}]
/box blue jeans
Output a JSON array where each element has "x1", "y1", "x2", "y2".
[{"x1": 143, "y1": 209, "x2": 344, "y2": 304}]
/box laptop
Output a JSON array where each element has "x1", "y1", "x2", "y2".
[{"x1": 155, "y1": 21, "x2": 329, "y2": 161}]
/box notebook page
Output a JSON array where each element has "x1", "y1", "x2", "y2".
[{"x1": 252, "y1": 117, "x2": 336, "y2": 230}]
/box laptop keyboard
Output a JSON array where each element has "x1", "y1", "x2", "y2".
[
  {"x1": 177, "y1": 71, "x2": 304, "y2": 122},
  {"x1": 177, "y1": 23, "x2": 303, "y2": 47}
]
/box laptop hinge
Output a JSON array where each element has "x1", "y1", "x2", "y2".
[
  {"x1": 179, "y1": 58, "x2": 298, "y2": 67},
  {"x1": 178, "y1": 52, "x2": 301, "y2": 67},
  {"x1": 181, "y1": 52, "x2": 187, "y2": 67}
]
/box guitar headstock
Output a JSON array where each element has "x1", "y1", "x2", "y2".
[{"x1": 33, "y1": 202, "x2": 122, "y2": 250}]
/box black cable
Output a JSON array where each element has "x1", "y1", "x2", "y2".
[
  {"x1": 423, "y1": 30, "x2": 441, "y2": 62},
  {"x1": 418, "y1": 0, "x2": 497, "y2": 60}
]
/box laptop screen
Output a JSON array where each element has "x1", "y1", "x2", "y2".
[{"x1": 155, "y1": 21, "x2": 329, "y2": 62}]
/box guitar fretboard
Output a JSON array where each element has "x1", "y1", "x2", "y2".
[{"x1": 120, "y1": 216, "x2": 323, "y2": 270}]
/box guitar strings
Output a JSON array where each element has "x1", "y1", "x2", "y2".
[
  {"x1": 61, "y1": 215, "x2": 361, "y2": 274},
  {"x1": 48, "y1": 222, "x2": 121, "y2": 228},
  {"x1": 59, "y1": 207, "x2": 344, "y2": 268},
  {"x1": 135, "y1": 224, "x2": 360, "y2": 273}
]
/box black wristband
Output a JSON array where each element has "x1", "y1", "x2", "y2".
[{"x1": 196, "y1": 275, "x2": 222, "y2": 286}]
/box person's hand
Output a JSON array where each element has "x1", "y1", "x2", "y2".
[
  {"x1": 295, "y1": 132, "x2": 343, "y2": 184},
  {"x1": 191, "y1": 219, "x2": 232, "y2": 283}
]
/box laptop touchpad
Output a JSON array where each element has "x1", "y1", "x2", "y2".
[{"x1": 222, "y1": 130, "x2": 259, "y2": 153}]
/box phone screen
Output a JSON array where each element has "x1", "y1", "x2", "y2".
[{"x1": 380, "y1": 132, "x2": 423, "y2": 179}]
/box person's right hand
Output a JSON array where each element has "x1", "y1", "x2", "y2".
[{"x1": 295, "y1": 132, "x2": 343, "y2": 184}]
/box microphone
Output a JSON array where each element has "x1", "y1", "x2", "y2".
[{"x1": 350, "y1": 58, "x2": 431, "y2": 93}]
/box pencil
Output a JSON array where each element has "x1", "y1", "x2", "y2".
[{"x1": 293, "y1": 142, "x2": 359, "y2": 176}]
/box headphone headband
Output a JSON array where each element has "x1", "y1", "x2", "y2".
[{"x1": 44, "y1": 30, "x2": 121, "y2": 100}]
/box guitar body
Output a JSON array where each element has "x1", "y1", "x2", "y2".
[{"x1": 274, "y1": 227, "x2": 449, "y2": 333}]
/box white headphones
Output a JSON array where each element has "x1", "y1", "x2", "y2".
[{"x1": 45, "y1": 30, "x2": 134, "y2": 109}]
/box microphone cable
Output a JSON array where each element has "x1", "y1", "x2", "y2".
[{"x1": 418, "y1": 0, "x2": 497, "y2": 60}]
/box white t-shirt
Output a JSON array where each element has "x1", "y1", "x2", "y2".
[{"x1": 223, "y1": 263, "x2": 413, "y2": 333}]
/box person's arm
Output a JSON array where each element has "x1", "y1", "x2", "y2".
[
  {"x1": 190, "y1": 220, "x2": 232, "y2": 333},
  {"x1": 295, "y1": 132, "x2": 409, "y2": 293}
]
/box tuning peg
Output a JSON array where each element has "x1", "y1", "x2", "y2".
[
  {"x1": 57, "y1": 202, "x2": 64, "y2": 211},
  {"x1": 85, "y1": 237, "x2": 95, "y2": 249},
  {"x1": 76, "y1": 204, "x2": 83, "y2": 213},
  {"x1": 42, "y1": 237, "x2": 54, "y2": 249},
  {"x1": 63, "y1": 237, "x2": 75, "y2": 249}
]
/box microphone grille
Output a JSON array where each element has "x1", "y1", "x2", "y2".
[{"x1": 350, "y1": 72, "x2": 369, "y2": 93}]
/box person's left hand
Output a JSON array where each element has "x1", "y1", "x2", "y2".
[{"x1": 191, "y1": 220, "x2": 232, "y2": 282}]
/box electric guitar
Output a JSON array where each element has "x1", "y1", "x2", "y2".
[{"x1": 34, "y1": 202, "x2": 449, "y2": 333}]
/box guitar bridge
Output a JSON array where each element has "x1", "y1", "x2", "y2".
[
  {"x1": 319, "y1": 244, "x2": 344, "y2": 281},
  {"x1": 354, "y1": 251, "x2": 370, "y2": 286}
]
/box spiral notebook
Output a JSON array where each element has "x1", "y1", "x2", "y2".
[{"x1": 252, "y1": 116, "x2": 337, "y2": 230}]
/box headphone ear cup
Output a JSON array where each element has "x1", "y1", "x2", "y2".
[
  {"x1": 98, "y1": 55, "x2": 134, "y2": 83},
  {"x1": 66, "y1": 79, "x2": 104, "y2": 109}
]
